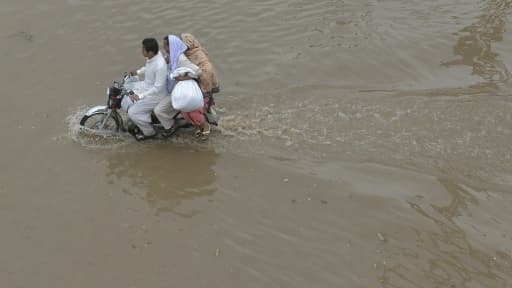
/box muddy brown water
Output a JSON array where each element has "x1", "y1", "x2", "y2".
[{"x1": 1, "y1": 0, "x2": 512, "y2": 287}]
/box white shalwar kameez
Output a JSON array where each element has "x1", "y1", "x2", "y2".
[{"x1": 121, "y1": 52, "x2": 167, "y2": 136}]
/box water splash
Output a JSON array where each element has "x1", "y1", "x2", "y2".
[{"x1": 65, "y1": 106, "x2": 132, "y2": 149}]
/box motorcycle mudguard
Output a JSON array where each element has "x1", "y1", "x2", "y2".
[{"x1": 84, "y1": 105, "x2": 108, "y2": 116}]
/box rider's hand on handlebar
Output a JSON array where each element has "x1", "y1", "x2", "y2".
[
  {"x1": 130, "y1": 69, "x2": 138, "y2": 76},
  {"x1": 129, "y1": 94, "x2": 140, "y2": 102}
]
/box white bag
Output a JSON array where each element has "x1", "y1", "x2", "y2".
[{"x1": 171, "y1": 79, "x2": 204, "y2": 112}]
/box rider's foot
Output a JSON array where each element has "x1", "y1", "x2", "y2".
[
  {"x1": 127, "y1": 124, "x2": 138, "y2": 136},
  {"x1": 134, "y1": 131, "x2": 156, "y2": 141},
  {"x1": 161, "y1": 126, "x2": 178, "y2": 138},
  {"x1": 199, "y1": 123, "x2": 211, "y2": 141}
]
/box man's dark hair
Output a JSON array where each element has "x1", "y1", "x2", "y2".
[{"x1": 142, "y1": 38, "x2": 159, "y2": 54}]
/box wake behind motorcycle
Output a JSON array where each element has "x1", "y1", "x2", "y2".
[{"x1": 79, "y1": 73, "x2": 217, "y2": 137}]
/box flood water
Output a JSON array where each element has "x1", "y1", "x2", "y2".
[{"x1": 1, "y1": 0, "x2": 512, "y2": 287}]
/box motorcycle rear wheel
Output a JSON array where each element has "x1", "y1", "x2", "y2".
[{"x1": 79, "y1": 112, "x2": 120, "y2": 133}]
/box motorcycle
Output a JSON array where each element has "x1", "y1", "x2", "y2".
[{"x1": 79, "y1": 72, "x2": 218, "y2": 137}]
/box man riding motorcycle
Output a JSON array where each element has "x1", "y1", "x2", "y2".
[{"x1": 121, "y1": 38, "x2": 167, "y2": 141}]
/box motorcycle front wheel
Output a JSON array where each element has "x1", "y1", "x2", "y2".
[{"x1": 79, "y1": 111, "x2": 120, "y2": 134}]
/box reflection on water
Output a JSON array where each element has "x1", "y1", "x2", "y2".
[
  {"x1": 443, "y1": 0, "x2": 512, "y2": 85},
  {"x1": 105, "y1": 146, "x2": 218, "y2": 217},
  {"x1": 379, "y1": 179, "x2": 512, "y2": 287}
]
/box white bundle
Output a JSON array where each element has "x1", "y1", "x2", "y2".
[{"x1": 171, "y1": 79, "x2": 204, "y2": 112}]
